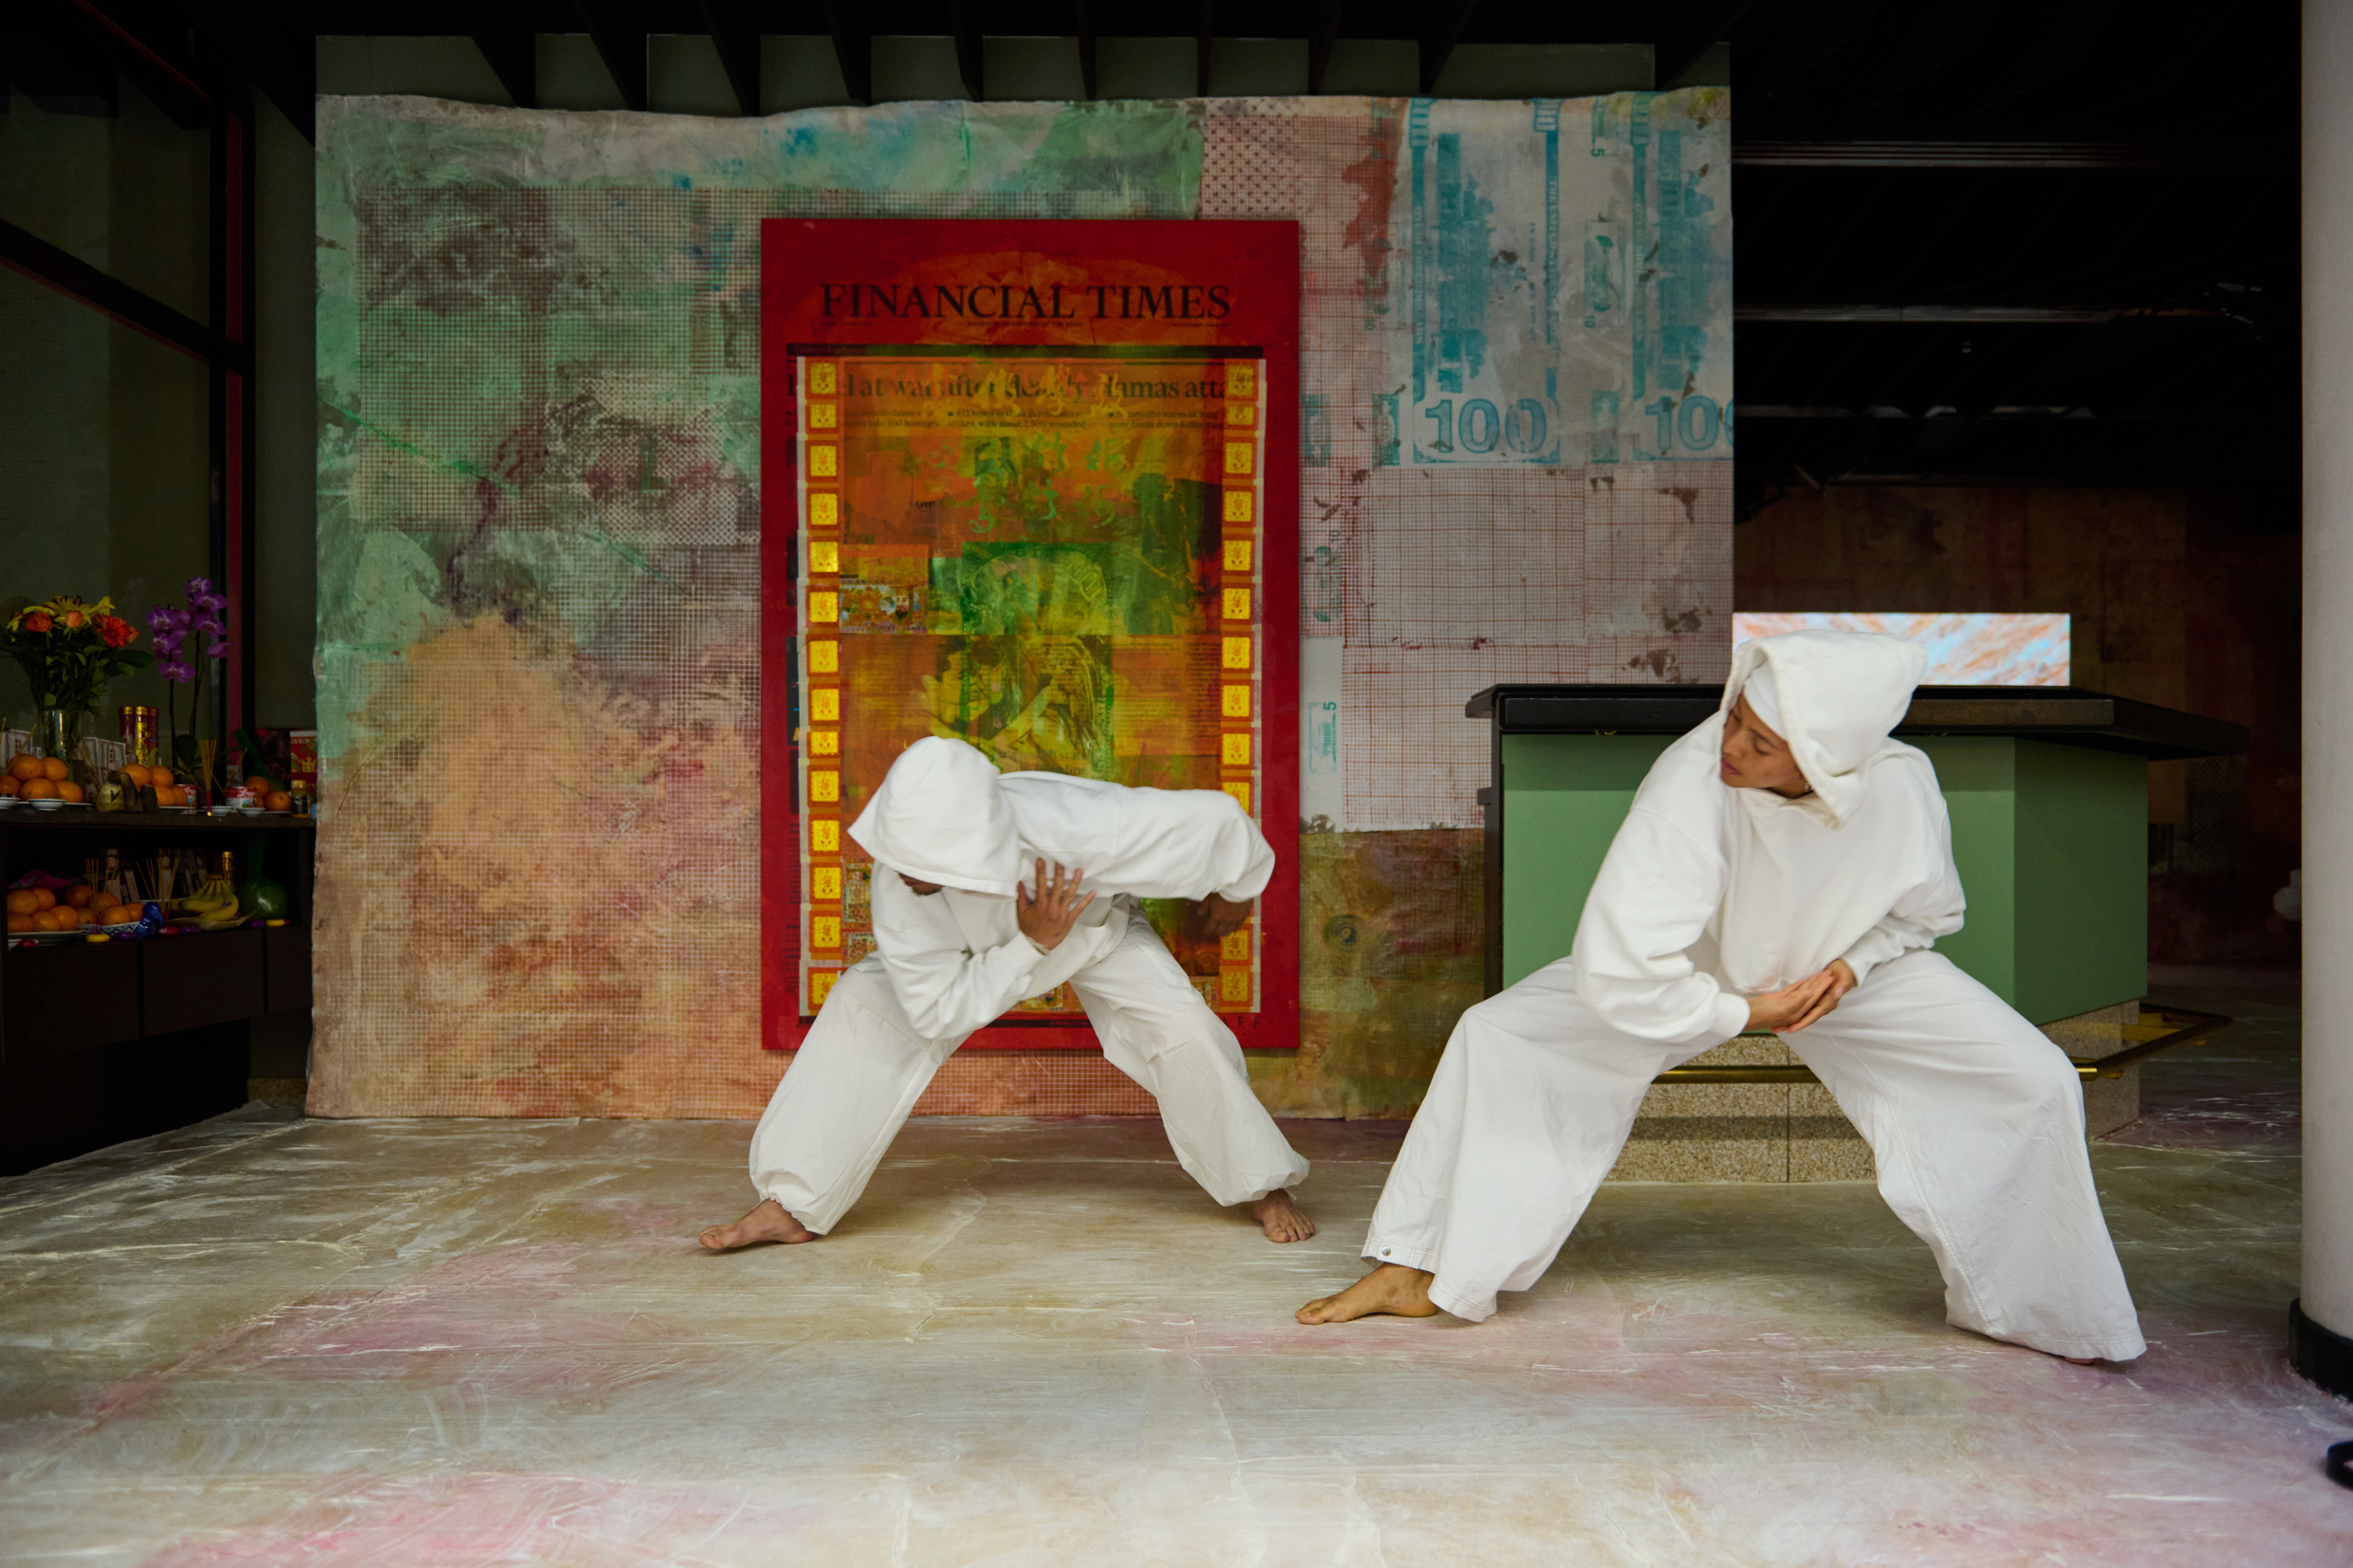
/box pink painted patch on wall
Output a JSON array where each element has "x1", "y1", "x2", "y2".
[{"x1": 1732, "y1": 612, "x2": 2070, "y2": 685}]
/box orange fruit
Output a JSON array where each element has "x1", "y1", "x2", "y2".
[
  {"x1": 31, "y1": 889, "x2": 54, "y2": 911},
  {"x1": 7, "y1": 754, "x2": 40, "y2": 782},
  {"x1": 156, "y1": 784, "x2": 180, "y2": 807},
  {"x1": 103, "y1": 905, "x2": 140, "y2": 927},
  {"x1": 122, "y1": 765, "x2": 151, "y2": 788},
  {"x1": 0, "y1": 776, "x2": 16, "y2": 797},
  {"x1": 21, "y1": 779, "x2": 55, "y2": 801},
  {"x1": 5, "y1": 913, "x2": 28, "y2": 933},
  {"x1": 62, "y1": 885, "x2": 93, "y2": 908},
  {"x1": 4, "y1": 891, "x2": 36, "y2": 915},
  {"x1": 245, "y1": 774, "x2": 272, "y2": 796},
  {"x1": 30, "y1": 911, "x2": 58, "y2": 932},
  {"x1": 56, "y1": 781, "x2": 83, "y2": 803},
  {"x1": 40, "y1": 758, "x2": 68, "y2": 782},
  {"x1": 51, "y1": 907, "x2": 79, "y2": 931},
  {"x1": 267, "y1": 791, "x2": 291, "y2": 812},
  {"x1": 150, "y1": 766, "x2": 175, "y2": 786}
]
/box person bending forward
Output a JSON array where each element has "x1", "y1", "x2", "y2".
[
  {"x1": 1297, "y1": 629, "x2": 2144, "y2": 1364},
  {"x1": 703, "y1": 736, "x2": 1313, "y2": 1250}
]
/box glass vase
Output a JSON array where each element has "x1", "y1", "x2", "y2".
[{"x1": 36, "y1": 709, "x2": 87, "y2": 786}]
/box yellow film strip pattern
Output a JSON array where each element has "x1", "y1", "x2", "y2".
[
  {"x1": 1215, "y1": 359, "x2": 1263, "y2": 1012},
  {"x1": 801, "y1": 360, "x2": 843, "y2": 1011}
]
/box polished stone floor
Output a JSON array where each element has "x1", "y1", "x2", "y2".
[{"x1": 1, "y1": 969, "x2": 2347, "y2": 1565}]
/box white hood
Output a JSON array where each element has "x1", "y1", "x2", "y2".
[
  {"x1": 1722, "y1": 629, "x2": 1926, "y2": 825},
  {"x1": 846, "y1": 736, "x2": 1022, "y2": 897}
]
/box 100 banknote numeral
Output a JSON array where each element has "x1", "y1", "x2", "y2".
[
  {"x1": 1419, "y1": 397, "x2": 1551, "y2": 455},
  {"x1": 1414, "y1": 394, "x2": 1733, "y2": 457},
  {"x1": 1642, "y1": 395, "x2": 1732, "y2": 454}
]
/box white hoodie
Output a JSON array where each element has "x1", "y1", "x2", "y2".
[
  {"x1": 1568, "y1": 630, "x2": 1966, "y2": 1046},
  {"x1": 845, "y1": 737, "x2": 1276, "y2": 1039}
]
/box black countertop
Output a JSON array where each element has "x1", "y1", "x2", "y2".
[
  {"x1": 0, "y1": 809, "x2": 318, "y2": 832},
  {"x1": 1465, "y1": 684, "x2": 2247, "y2": 761}
]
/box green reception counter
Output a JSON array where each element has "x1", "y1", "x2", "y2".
[{"x1": 1466, "y1": 685, "x2": 2249, "y2": 1179}]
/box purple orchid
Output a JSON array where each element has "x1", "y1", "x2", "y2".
[
  {"x1": 148, "y1": 606, "x2": 193, "y2": 658},
  {"x1": 146, "y1": 582, "x2": 233, "y2": 783}
]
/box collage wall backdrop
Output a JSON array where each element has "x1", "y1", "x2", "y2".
[{"x1": 310, "y1": 88, "x2": 1732, "y2": 1119}]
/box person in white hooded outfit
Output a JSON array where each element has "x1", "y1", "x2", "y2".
[
  {"x1": 701, "y1": 736, "x2": 1315, "y2": 1250},
  {"x1": 1296, "y1": 629, "x2": 2145, "y2": 1363}
]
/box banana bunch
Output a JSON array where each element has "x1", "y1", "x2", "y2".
[{"x1": 176, "y1": 869, "x2": 245, "y2": 930}]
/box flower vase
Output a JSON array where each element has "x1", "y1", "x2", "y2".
[{"x1": 36, "y1": 710, "x2": 87, "y2": 789}]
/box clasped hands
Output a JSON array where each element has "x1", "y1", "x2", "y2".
[
  {"x1": 1014, "y1": 858, "x2": 1253, "y2": 951},
  {"x1": 1744, "y1": 958, "x2": 1858, "y2": 1034}
]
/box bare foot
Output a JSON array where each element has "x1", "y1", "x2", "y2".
[
  {"x1": 1251, "y1": 1189, "x2": 1317, "y2": 1244},
  {"x1": 697, "y1": 1198, "x2": 815, "y2": 1252},
  {"x1": 1296, "y1": 1263, "x2": 1440, "y2": 1324}
]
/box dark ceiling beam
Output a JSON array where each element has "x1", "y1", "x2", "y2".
[
  {"x1": 950, "y1": 0, "x2": 983, "y2": 100},
  {"x1": 824, "y1": 0, "x2": 871, "y2": 104},
  {"x1": 575, "y1": 0, "x2": 647, "y2": 112},
  {"x1": 1810, "y1": 1, "x2": 1989, "y2": 137},
  {"x1": 1733, "y1": 141, "x2": 2233, "y2": 169},
  {"x1": 1075, "y1": 0, "x2": 1098, "y2": 99},
  {"x1": 13, "y1": 2, "x2": 122, "y2": 118},
  {"x1": 68, "y1": 1, "x2": 213, "y2": 127},
  {"x1": 1653, "y1": 0, "x2": 1753, "y2": 89},
  {"x1": 1928, "y1": 4, "x2": 2108, "y2": 137},
  {"x1": 1418, "y1": 0, "x2": 1478, "y2": 95},
  {"x1": 180, "y1": 0, "x2": 312, "y2": 141},
  {"x1": 1308, "y1": 0, "x2": 1342, "y2": 94},
  {"x1": 1197, "y1": 0, "x2": 1212, "y2": 97},
  {"x1": 453, "y1": 5, "x2": 535, "y2": 109},
  {"x1": 699, "y1": 0, "x2": 760, "y2": 115},
  {"x1": 1727, "y1": 0, "x2": 1877, "y2": 128}
]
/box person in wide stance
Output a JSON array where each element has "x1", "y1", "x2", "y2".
[
  {"x1": 703, "y1": 736, "x2": 1313, "y2": 1250},
  {"x1": 1297, "y1": 629, "x2": 2143, "y2": 1364}
]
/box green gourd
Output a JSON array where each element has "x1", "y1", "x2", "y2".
[{"x1": 237, "y1": 835, "x2": 292, "y2": 920}]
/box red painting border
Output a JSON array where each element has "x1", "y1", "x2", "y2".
[{"x1": 760, "y1": 219, "x2": 1301, "y2": 1052}]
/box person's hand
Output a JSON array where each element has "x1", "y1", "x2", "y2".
[
  {"x1": 1016, "y1": 858, "x2": 1094, "y2": 951},
  {"x1": 1786, "y1": 959, "x2": 1858, "y2": 1032},
  {"x1": 1195, "y1": 893, "x2": 1253, "y2": 942},
  {"x1": 1746, "y1": 960, "x2": 1858, "y2": 1034},
  {"x1": 1744, "y1": 969, "x2": 1835, "y2": 1034}
]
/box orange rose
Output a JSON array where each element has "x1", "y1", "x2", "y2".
[
  {"x1": 22, "y1": 611, "x2": 51, "y2": 634},
  {"x1": 60, "y1": 609, "x2": 84, "y2": 628}
]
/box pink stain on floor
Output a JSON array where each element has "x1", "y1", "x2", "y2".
[{"x1": 139, "y1": 1471, "x2": 826, "y2": 1568}]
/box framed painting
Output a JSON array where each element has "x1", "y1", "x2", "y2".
[{"x1": 760, "y1": 220, "x2": 1301, "y2": 1050}]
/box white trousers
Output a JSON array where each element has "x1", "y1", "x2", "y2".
[
  {"x1": 750, "y1": 906, "x2": 1309, "y2": 1233},
  {"x1": 1365, "y1": 950, "x2": 2147, "y2": 1361}
]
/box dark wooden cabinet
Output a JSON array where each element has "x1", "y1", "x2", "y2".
[
  {"x1": 139, "y1": 927, "x2": 268, "y2": 1035},
  {"x1": 1, "y1": 940, "x2": 141, "y2": 1058},
  {"x1": 1, "y1": 810, "x2": 316, "y2": 1173},
  {"x1": 264, "y1": 922, "x2": 310, "y2": 1014}
]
